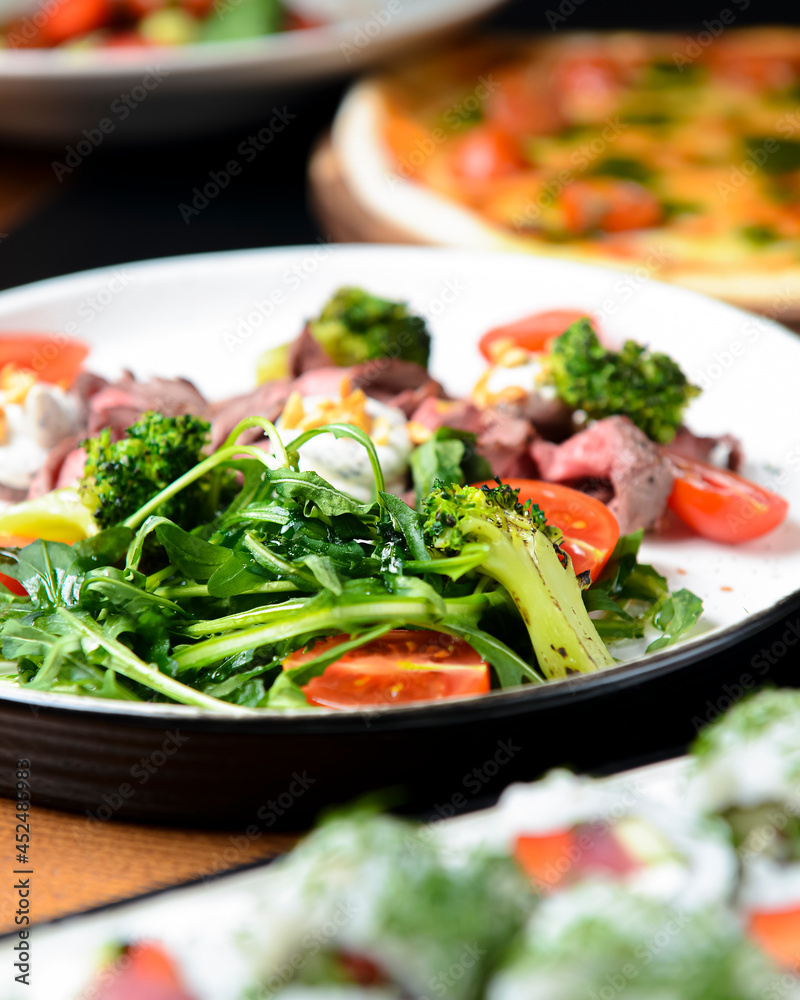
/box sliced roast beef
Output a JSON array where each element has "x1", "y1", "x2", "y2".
[
  {"x1": 349, "y1": 359, "x2": 445, "y2": 412},
  {"x1": 290, "y1": 366, "x2": 351, "y2": 400},
  {"x1": 87, "y1": 373, "x2": 208, "y2": 438},
  {"x1": 209, "y1": 380, "x2": 293, "y2": 449},
  {"x1": 28, "y1": 434, "x2": 83, "y2": 499},
  {"x1": 409, "y1": 397, "x2": 482, "y2": 437},
  {"x1": 387, "y1": 378, "x2": 444, "y2": 419},
  {"x1": 664, "y1": 427, "x2": 743, "y2": 472},
  {"x1": 531, "y1": 416, "x2": 674, "y2": 534},
  {"x1": 478, "y1": 409, "x2": 538, "y2": 480},
  {"x1": 407, "y1": 398, "x2": 536, "y2": 480},
  {"x1": 70, "y1": 371, "x2": 109, "y2": 406},
  {"x1": 288, "y1": 324, "x2": 336, "y2": 377}
]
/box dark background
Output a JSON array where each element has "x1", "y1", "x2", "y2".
[{"x1": 0, "y1": 0, "x2": 797, "y2": 292}]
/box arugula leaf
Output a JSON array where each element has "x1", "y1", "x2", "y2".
[
  {"x1": 4, "y1": 540, "x2": 82, "y2": 608},
  {"x1": 381, "y1": 491, "x2": 428, "y2": 561},
  {"x1": 647, "y1": 589, "x2": 704, "y2": 652},
  {"x1": 410, "y1": 428, "x2": 491, "y2": 503},
  {"x1": 82, "y1": 567, "x2": 188, "y2": 617},
  {"x1": 263, "y1": 670, "x2": 309, "y2": 708},
  {"x1": 296, "y1": 554, "x2": 343, "y2": 596},
  {"x1": 206, "y1": 552, "x2": 298, "y2": 598},
  {"x1": 72, "y1": 526, "x2": 133, "y2": 569},
  {"x1": 269, "y1": 468, "x2": 379, "y2": 519},
  {"x1": 411, "y1": 437, "x2": 465, "y2": 500},
  {"x1": 438, "y1": 618, "x2": 545, "y2": 687},
  {"x1": 586, "y1": 532, "x2": 702, "y2": 649},
  {"x1": 155, "y1": 522, "x2": 232, "y2": 581}
]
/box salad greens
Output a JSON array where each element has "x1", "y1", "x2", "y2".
[
  {"x1": 584, "y1": 531, "x2": 703, "y2": 652},
  {"x1": 0, "y1": 414, "x2": 702, "y2": 711},
  {"x1": 409, "y1": 427, "x2": 492, "y2": 505}
]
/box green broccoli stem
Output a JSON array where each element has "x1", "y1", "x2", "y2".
[
  {"x1": 171, "y1": 593, "x2": 496, "y2": 672},
  {"x1": 469, "y1": 525, "x2": 615, "y2": 680},
  {"x1": 56, "y1": 608, "x2": 248, "y2": 713},
  {"x1": 122, "y1": 445, "x2": 276, "y2": 531}
]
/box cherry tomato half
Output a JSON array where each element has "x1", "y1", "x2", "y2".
[
  {"x1": 472, "y1": 479, "x2": 620, "y2": 580},
  {"x1": 283, "y1": 630, "x2": 490, "y2": 709},
  {"x1": 91, "y1": 942, "x2": 192, "y2": 1000},
  {"x1": 666, "y1": 454, "x2": 789, "y2": 544},
  {"x1": 515, "y1": 823, "x2": 637, "y2": 891},
  {"x1": 450, "y1": 123, "x2": 527, "y2": 181},
  {"x1": 559, "y1": 179, "x2": 662, "y2": 235},
  {"x1": 478, "y1": 309, "x2": 594, "y2": 363},
  {"x1": 0, "y1": 335, "x2": 88, "y2": 386},
  {"x1": 37, "y1": 0, "x2": 110, "y2": 45}
]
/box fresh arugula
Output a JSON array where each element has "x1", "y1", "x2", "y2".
[
  {"x1": 584, "y1": 531, "x2": 703, "y2": 651},
  {"x1": 0, "y1": 419, "x2": 701, "y2": 711}
]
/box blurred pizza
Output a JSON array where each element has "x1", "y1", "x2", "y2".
[{"x1": 327, "y1": 28, "x2": 800, "y2": 318}]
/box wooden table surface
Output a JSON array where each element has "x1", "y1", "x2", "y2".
[{"x1": 0, "y1": 796, "x2": 296, "y2": 932}]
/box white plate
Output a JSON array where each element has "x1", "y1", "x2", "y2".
[
  {"x1": 0, "y1": 0, "x2": 503, "y2": 143},
  {"x1": 0, "y1": 243, "x2": 796, "y2": 714}
]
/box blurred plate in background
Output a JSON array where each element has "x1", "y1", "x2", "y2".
[{"x1": 0, "y1": 0, "x2": 505, "y2": 144}]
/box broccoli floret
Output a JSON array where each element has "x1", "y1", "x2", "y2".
[
  {"x1": 423, "y1": 480, "x2": 614, "y2": 680},
  {"x1": 81, "y1": 411, "x2": 211, "y2": 530},
  {"x1": 548, "y1": 318, "x2": 700, "y2": 444},
  {"x1": 309, "y1": 287, "x2": 431, "y2": 368}
]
